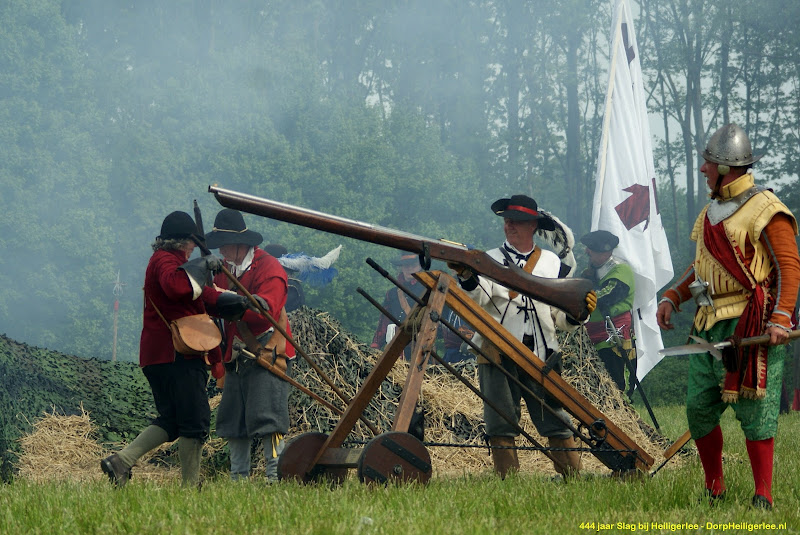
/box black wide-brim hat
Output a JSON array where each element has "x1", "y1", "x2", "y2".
[
  {"x1": 159, "y1": 211, "x2": 197, "y2": 240},
  {"x1": 491, "y1": 195, "x2": 555, "y2": 231},
  {"x1": 581, "y1": 230, "x2": 619, "y2": 252},
  {"x1": 205, "y1": 209, "x2": 263, "y2": 249}
]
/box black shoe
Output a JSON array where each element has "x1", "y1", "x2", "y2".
[
  {"x1": 751, "y1": 495, "x2": 773, "y2": 510},
  {"x1": 101, "y1": 454, "x2": 132, "y2": 487}
]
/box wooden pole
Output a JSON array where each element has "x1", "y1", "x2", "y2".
[{"x1": 112, "y1": 271, "x2": 125, "y2": 362}]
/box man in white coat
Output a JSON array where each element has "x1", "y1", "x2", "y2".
[{"x1": 451, "y1": 195, "x2": 593, "y2": 478}]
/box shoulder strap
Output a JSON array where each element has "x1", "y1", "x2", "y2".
[
  {"x1": 147, "y1": 296, "x2": 171, "y2": 328},
  {"x1": 508, "y1": 247, "x2": 543, "y2": 299}
]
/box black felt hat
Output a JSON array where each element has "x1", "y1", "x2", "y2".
[
  {"x1": 491, "y1": 195, "x2": 555, "y2": 231},
  {"x1": 205, "y1": 209, "x2": 263, "y2": 249},
  {"x1": 581, "y1": 230, "x2": 619, "y2": 252},
  {"x1": 159, "y1": 211, "x2": 197, "y2": 240},
  {"x1": 263, "y1": 243, "x2": 288, "y2": 258}
]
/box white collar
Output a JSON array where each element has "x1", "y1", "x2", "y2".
[
  {"x1": 503, "y1": 241, "x2": 535, "y2": 258},
  {"x1": 227, "y1": 247, "x2": 255, "y2": 277},
  {"x1": 596, "y1": 255, "x2": 619, "y2": 280}
]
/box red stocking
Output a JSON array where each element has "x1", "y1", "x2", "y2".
[
  {"x1": 746, "y1": 437, "x2": 774, "y2": 504},
  {"x1": 695, "y1": 425, "x2": 725, "y2": 495}
]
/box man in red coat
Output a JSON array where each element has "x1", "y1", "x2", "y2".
[
  {"x1": 207, "y1": 209, "x2": 296, "y2": 482},
  {"x1": 102, "y1": 211, "x2": 248, "y2": 488}
]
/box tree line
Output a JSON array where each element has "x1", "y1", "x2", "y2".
[{"x1": 1, "y1": 0, "x2": 797, "y2": 361}]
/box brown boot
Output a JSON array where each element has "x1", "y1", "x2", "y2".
[
  {"x1": 489, "y1": 436, "x2": 519, "y2": 479},
  {"x1": 548, "y1": 436, "x2": 582, "y2": 479}
]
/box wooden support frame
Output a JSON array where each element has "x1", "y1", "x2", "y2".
[
  {"x1": 300, "y1": 274, "x2": 451, "y2": 477},
  {"x1": 286, "y1": 271, "x2": 652, "y2": 482}
]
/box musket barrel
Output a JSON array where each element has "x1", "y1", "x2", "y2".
[
  {"x1": 210, "y1": 185, "x2": 464, "y2": 253},
  {"x1": 209, "y1": 185, "x2": 592, "y2": 320}
]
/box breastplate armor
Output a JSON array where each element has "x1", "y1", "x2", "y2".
[{"x1": 690, "y1": 191, "x2": 789, "y2": 331}]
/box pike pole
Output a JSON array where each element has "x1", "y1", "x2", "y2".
[{"x1": 112, "y1": 271, "x2": 126, "y2": 362}]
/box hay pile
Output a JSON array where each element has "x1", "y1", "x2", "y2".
[
  {"x1": 16, "y1": 406, "x2": 104, "y2": 483},
  {"x1": 16, "y1": 403, "x2": 228, "y2": 484},
  {"x1": 17, "y1": 306, "x2": 684, "y2": 482}
]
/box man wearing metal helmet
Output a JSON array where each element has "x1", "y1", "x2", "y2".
[
  {"x1": 656, "y1": 124, "x2": 800, "y2": 509},
  {"x1": 580, "y1": 230, "x2": 636, "y2": 396},
  {"x1": 450, "y1": 195, "x2": 595, "y2": 479}
]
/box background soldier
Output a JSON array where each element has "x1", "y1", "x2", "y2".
[
  {"x1": 371, "y1": 253, "x2": 428, "y2": 359},
  {"x1": 580, "y1": 230, "x2": 636, "y2": 396}
]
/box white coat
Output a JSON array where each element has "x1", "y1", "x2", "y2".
[{"x1": 465, "y1": 244, "x2": 579, "y2": 358}]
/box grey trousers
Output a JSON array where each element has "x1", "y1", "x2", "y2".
[
  {"x1": 229, "y1": 434, "x2": 286, "y2": 481},
  {"x1": 478, "y1": 358, "x2": 573, "y2": 439}
]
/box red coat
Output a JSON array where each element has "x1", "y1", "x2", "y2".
[
  {"x1": 212, "y1": 247, "x2": 296, "y2": 363},
  {"x1": 140, "y1": 249, "x2": 223, "y2": 367}
]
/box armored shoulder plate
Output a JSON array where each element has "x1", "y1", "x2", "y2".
[{"x1": 706, "y1": 185, "x2": 765, "y2": 225}]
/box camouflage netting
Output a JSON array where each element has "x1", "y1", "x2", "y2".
[
  {"x1": 0, "y1": 334, "x2": 155, "y2": 481},
  {"x1": 9, "y1": 306, "x2": 690, "y2": 483}
]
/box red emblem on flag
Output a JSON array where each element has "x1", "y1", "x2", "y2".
[{"x1": 615, "y1": 183, "x2": 650, "y2": 230}]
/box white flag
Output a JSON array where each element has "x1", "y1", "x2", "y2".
[{"x1": 591, "y1": 0, "x2": 674, "y2": 380}]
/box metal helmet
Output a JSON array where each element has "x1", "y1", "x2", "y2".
[{"x1": 701, "y1": 123, "x2": 762, "y2": 167}]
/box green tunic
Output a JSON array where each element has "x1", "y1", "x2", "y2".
[{"x1": 585, "y1": 258, "x2": 636, "y2": 351}]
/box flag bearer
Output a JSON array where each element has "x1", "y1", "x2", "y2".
[{"x1": 580, "y1": 230, "x2": 636, "y2": 396}]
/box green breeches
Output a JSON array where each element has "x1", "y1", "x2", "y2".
[{"x1": 686, "y1": 320, "x2": 785, "y2": 442}]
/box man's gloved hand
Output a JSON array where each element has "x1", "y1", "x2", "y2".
[
  {"x1": 585, "y1": 290, "x2": 597, "y2": 314},
  {"x1": 446, "y1": 261, "x2": 472, "y2": 278},
  {"x1": 202, "y1": 254, "x2": 223, "y2": 273},
  {"x1": 248, "y1": 294, "x2": 269, "y2": 313},
  {"x1": 447, "y1": 261, "x2": 479, "y2": 291},
  {"x1": 216, "y1": 292, "x2": 249, "y2": 321},
  {"x1": 180, "y1": 255, "x2": 224, "y2": 287}
]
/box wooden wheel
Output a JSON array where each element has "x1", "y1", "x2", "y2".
[
  {"x1": 357, "y1": 431, "x2": 431, "y2": 485},
  {"x1": 277, "y1": 432, "x2": 348, "y2": 484}
]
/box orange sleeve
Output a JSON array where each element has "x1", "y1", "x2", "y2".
[
  {"x1": 661, "y1": 265, "x2": 696, "y2": 311},
  {"x1": 762, "y1": 213, "x2": 800, "y2": 328}
]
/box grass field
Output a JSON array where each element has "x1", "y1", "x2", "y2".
[{"x1": 1, "y1": 405, "x2": 798, "y2": 534}]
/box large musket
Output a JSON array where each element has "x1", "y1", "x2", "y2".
[{"x1": 209, "y1": 185, "x2": 593, "y2": 321}]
